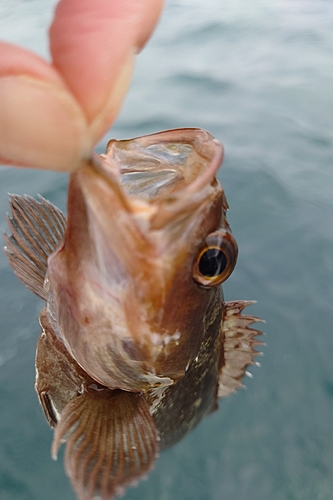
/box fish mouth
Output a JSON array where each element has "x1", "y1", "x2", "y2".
[{"x1": 80, "y1": 128, "x2": 223, "y2": 242}]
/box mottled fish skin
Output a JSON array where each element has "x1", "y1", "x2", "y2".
[{"x1": 4, "y1": 128, "x2": 263, "y2": 500}]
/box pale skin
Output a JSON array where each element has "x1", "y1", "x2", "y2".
[{"x1": 0, "y1": 0, "x2": 164, "y2": 171}]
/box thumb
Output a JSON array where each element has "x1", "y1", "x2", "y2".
[{"x1": 0, "y1": 42, "x2": 91, "y2": 171}]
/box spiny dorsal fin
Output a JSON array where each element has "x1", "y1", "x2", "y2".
[
  {"x1": 4, "y1": 194, "x2": 66, "y2": 300},
  {"x1": 52, "y1": 389, "x2": 160, "y2": 500},
  {"x1": 218, "y1": 300, "x2": 264, "y2": 398}
]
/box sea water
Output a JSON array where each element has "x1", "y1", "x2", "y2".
[{"x1": 0, "y1": 1, "x2": 333, "y2": 499}]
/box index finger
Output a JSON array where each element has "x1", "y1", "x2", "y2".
[{"x1": 50, "y1": 0, "x2": 164, "y2": 141}]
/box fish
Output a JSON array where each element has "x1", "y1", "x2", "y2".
[{"x1": 4, "y1": 128, "x2": 263, "y2": 500}]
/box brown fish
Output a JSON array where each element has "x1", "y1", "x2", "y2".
[{"x1": 5, "y1": 128, "x2": 263, "y2": 500}]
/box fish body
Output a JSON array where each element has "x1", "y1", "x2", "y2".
[{"x1": 5, "y1": 129, "x2": 263, "y2": 499}]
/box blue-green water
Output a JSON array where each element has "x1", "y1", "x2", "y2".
[{"x1": 0, "y1": 1, "x2": 333, "y2": 499}]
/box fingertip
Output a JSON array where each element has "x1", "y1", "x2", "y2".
[
  {"x1": 0, "y1": 41, "x2": 62, "y2": 83},
  {"x1": 133, "y1": 0, "x2": 165, "y2": 50},
  {"x1": 50, "y1": 0, "x2": 164, "y2": 123},
  {"x1": 0, "y1": 76, "x2": 91, "y2": 171}
]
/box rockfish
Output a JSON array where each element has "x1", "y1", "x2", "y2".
[{"x1": 5, "y1": 128, "x2": 263, "y2": 500}]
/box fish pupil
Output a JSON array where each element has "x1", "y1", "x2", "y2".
[{"x1": 198, "y1": 248, "x2": 227, "y2": 277}]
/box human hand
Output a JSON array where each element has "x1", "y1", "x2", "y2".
[{"x1": 0, "y1": 0, "x2": 164, "y2": 171}]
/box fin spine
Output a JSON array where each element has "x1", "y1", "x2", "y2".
[
  {"x1": 218, "y1": 300, "x2": 264, "y2": 398},
  {"x1": 5, "y1": 194, "x2": 66, "y2": 300}
]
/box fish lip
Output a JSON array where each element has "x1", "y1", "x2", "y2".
[
  {"x1": 106, "y1": 127, "x2": 224, "y2": 189},
  {"x1": 84, "y1": 128, "x2": 224, "y2": 232},
  {"x1": 108, "y1": 127, "x2": 224, "y2": 195}
]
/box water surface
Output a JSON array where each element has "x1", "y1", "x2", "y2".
[{"x1": 0, "y1": 1, "x2": 332, "y2": 499}]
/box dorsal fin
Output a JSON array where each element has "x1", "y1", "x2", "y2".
[
  {"x1": 218, "y1": 300, "x2": 264, "y2": 398},
  {"x1": 52, "y1": 389, "x2": 160, "y2": 500},
  {"x1": 4, "y1": 194, "x2": 66, "y2": 300}
]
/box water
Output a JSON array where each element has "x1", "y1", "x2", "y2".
[{"x1": 0, "y1": 0, "x2": 332, "y2": 499}]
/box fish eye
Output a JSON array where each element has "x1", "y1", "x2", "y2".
[{"x1": 193, "y1": 230, "x2": 238, "y2": 287}]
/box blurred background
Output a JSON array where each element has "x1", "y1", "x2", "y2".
[{"x1": 0, "y1": 0, "x2": 333, "y2": 499}]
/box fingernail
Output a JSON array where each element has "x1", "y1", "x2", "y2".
[{"x1": 0, "y1": 75, "x2": 92, "y2": 171}]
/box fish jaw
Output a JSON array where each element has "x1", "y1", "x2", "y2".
[{"x1": 47, "y1": 129, "x2": 227, "y2": 392}]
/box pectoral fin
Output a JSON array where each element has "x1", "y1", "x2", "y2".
[
  {"x1": 52, "y1": 388, "x2": 160, "y2": 500},
  {"x1": 218, "y1": 300, "x2": 264, "y2": 398},
  {"x1": 4, "y1": 194, "x2": 66, "y2": 299}
]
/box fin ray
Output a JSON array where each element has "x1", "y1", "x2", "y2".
[
  {"x1": 218, "y1": 300, "x2": 264, "y2": 398},
  {"x1": 8, "y1": 195, "x2": 52, "y2": 259},
  {"x1": 4, "y1": 194, "x2": 66, "y2": 300},
  {"x1": 52, "y1": 389, "x2": 159, "y2": 500},
  {"x1": 5, "y1": 215, "x2": 46, "y2": 273}
]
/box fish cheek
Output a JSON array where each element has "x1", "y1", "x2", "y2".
[{"x1": 153, "y1": 276, "x2": 218, "y2": 375}]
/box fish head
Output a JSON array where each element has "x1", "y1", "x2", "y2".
[{"x1": 47, "y1": 129, "x2": 238, "y2": 391}]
